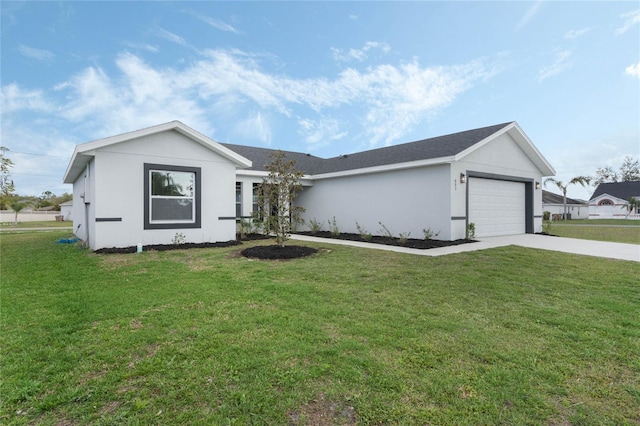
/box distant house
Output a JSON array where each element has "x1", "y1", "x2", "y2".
[
  {"x1": 64, "y1": 120, "x2": 555, "y2": 250},
  {"x1": 59, "y1": 200, "x2": 73, "y2": 221},
  {"x1": 542, "y1": 190, "x2": 588, "y2": 220},
  {"x1": 589, "y1": 181, "x2": 640, "y2": 219}
]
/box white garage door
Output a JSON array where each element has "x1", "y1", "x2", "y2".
[{"x1": 468, "y1": 178, "x2": 525, "y2": 237}]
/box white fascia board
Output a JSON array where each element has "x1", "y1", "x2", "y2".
[
  {"x1": 454, "y1": 122, "x2": 556, "y2": 177},
  {"x1": 236, "y1": 169, "x2": 314, "y2": 186},
  {"x1": 63, "y1": 121, "x2": 252, "y2": 183},
  {"x1": 236, "y1": 170, "x2": 269, "y2": 178},
  {"x1": 312, "y1": 157, "x2": 454, "y2": 180}
]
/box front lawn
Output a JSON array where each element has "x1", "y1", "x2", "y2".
[
  {"x1": 547, "y1": 220, "x2": 640, "y2": 244},
  {"x1": 2, "y1": 232, "x2": 639, "y2": 425},
  {"x1": 0, "y1": 220, "x2": 71, "y2": 229}
]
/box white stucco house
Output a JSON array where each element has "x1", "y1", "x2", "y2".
[
  {"x1": 542, "y1": 190, "x2": 588, "y2": 220},
  {"x1": 64, "y1": 120, "x2": 555, "y2": 250},
  {"x1": 588, "y1": 181, "x2": 640, "y2": 219},
  {"x1": 63, "y1": 121, "x2": 252, "y2": 250}
]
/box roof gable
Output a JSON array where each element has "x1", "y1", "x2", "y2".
[
  {"x1": 590, "y1": 181, "x2": 640, "y2": 201},
  {"x1": 63, "y1": 121, "x2": 251, "y2": 183},
  {"x1": 454, "y1": 122, "x2": 555, "y2": 176}
]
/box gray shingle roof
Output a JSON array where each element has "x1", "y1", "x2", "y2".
[
  {"x1": 590, "y1": 181, "x2": 640, "y2": 201},
  {"x1": 542, "y1": 190, "x2": 585, "y2": 205},
  {"x1": 223, "y1": 122, "x2": 514, "y2": 174}
]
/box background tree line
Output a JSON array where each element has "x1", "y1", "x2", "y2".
[{"x1": 1, "y1": 146, "x2": 72, "y2": 213}]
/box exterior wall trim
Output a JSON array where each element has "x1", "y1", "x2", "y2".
[{"x1": 95, "y1": 217, "x2": 122, "y2": 222}]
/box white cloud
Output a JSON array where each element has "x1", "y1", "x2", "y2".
[
  {"x1": 154, "y1": 27, "x2": 188, "y2": 46},
  {"x1": 18, "y1": 45, "x2": 54, "y2": 61},
  {"x1": 1, "y1": 83, "x2": 53, "y2": 113},
  {"x1": 537, "y1": 50, "x2": 572, "y2": 82},
  {"x1": 615, "y1": 9, "x2": 640, "y2": 35},
  {"x1": 625, "y1": 62, "x2": 640, "y2": 79},
  {"x1": 5, "y1": 48, "x2": 499, "y2": 155},
  {"x1": 331, "y1": 42, "x2": 391, "y2": 63},
  {"x1": 235, "y1": 112, "x2": 272, "y2": 145},
  {"x1": 196, "y1": 14, "x2": 240, "y2": 34},
  {"x1": 298, "y1": 117, "x2": 348, "y2": 150},
  {"x1": 564, "y1": 27, "x2": 592, "y2": 39},
  {"x1": 54, "y1": 53, "x2": 210, "y2": 139},
  {"x1": 516, "y1": 1, "x2": 543, "y2": 31},
  {"x1": 122, "y1": 41, "x2": 159, "y2": 53}
]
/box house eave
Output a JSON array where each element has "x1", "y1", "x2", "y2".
[
  {"x1": 312, "y1": 156, "x2": 454, "y2": 180},
  {"x1": 62, "y1": 121, "x2": 252, "y2": 184},
  {"x1": 63, "y1": 152, "x2": 93, "y2": 184}
]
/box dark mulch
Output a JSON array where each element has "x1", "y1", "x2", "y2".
[
  {"x1": 298, "y1": 231, "x2": 473, "y2": 249},
  {"x1": 94, "y1": 240, "x2": 241, "y2": 254},
  {"x1": 241, "y1": 245, "x2": 318, "y2": 260}
]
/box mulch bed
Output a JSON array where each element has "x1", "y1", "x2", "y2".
[
  {"x1": 298, "y1": 231, "x2": 473, "y2": 249},
  {"x1": 92, "y1": 232, "x2": 472, "y2": 259},
  {"x1": 241, "y1": 245, "x2": 318, "y2": 260},
  {"x1": 94, "y1": 240, "x2": 242, "y2": 254}
]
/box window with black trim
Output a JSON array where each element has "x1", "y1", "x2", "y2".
[
  {"x1": 236, "y1": 182, "x2": 242, "y2": 218},
  {"x1": 598, "y1": 199, "x2": 614, "y2": 206},
  {"x1": 144, "y1": 163, "x2": 201, "y2": 229}
]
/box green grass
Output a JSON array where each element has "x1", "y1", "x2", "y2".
[
  {"x1": 2, "y1": 232, "x2": 639, "y2": 425},
  {"x1": 0, "y1": 220, "x2": 71, "y2": 229},
  {"x1": 562, "y1": 219, "x2": 640, "y2": 226},
  {"x1": 547, "y1": 220, "x2": 640, "y2": 244}
]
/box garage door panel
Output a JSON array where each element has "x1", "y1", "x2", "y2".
[{"x1": 469, "y1": 178, "x2": 525, "y2": 237}]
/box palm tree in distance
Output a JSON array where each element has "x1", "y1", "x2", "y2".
[
  {"x1": 544, "y1": 176, "x2": 591, "y2": 220},
  {"x1": 9, "y1": 199, "x2": 31, "y2": 226}
]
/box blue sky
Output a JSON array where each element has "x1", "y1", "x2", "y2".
[{"x1": 1, "y1": 1, "x2": 638, "y2": 201}]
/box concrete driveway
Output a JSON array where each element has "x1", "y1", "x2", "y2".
[{"x1": 291, "y1": 234, "x2": 640, "y2": 262}]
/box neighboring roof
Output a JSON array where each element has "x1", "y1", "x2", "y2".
[
  {"x1": 225, "y1": 121, "x2": 556, "y2": 177},
  {"x1": 542, "y1": 190, "x2": 586, "y2": 205},
  {"x1": 590, "y1": 181, "x2": 640, "y2": 201},
  {"x1": 63, "y1": 121, "x2": 252, "y2": 184}
]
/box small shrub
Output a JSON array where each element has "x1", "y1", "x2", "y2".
[
  {"x1": 329, "y1": 216, "x2": 340, "y2": 237},
  {"x1": 422, "y1": 228, "x2": 440, "y2": 240},
  {"x1": 309, "y1": 218, "x2": 323, "y2": 234},
  {"x1": 172, "y1": 232, "x2": 186, "y2": 245},
  {"x1": 543, "y1": 211, "x2": 551, "y2": 221},
  {"x1": 238, "y1": 219, "x2": 253, "y2": 239},
  {"x1": 356, "y1": 222, "x2": 372, "y2": 241},
  {"x1": 378, "y1": 221, "x2": 393, "y2": 238},
  {"x1": 466, "y1": 223, "x2": 476, "y2": 240},
  {"x1": 251, "y1": 213, "x2": 268, "y2": 236},
  {"x1": 542, "y1": 220, "x2": 553, "y2": 234},
  {"x1": 398, "y1": 231, "x2": 411, "y2": 244}
]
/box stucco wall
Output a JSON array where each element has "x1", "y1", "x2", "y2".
[
  {"x1": 79, "y1": 130, "x2": 239, "y2": 250},
  {"x1": 297, "y1": 164, "x2": 452, "y2": 240},
  {"x1": 71, "y1": 159, "x2": 93, "y2": 244}
]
